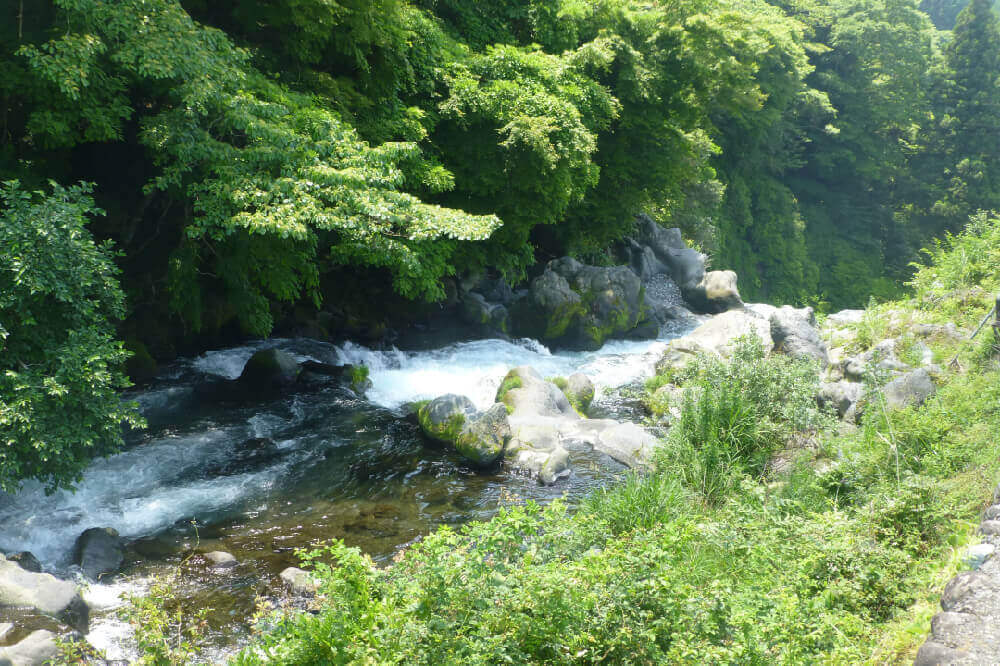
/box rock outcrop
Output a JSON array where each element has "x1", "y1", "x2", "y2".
[{"x1": 0, "y1": 555, "x2": 89, "y2": 632}]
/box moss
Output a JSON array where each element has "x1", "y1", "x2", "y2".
[
  {"x1": 495, "y1": 373, "x2": 523, "y2": 404},
  {"x1": 549, "y1": 376, "x2": 568, "y2": 390},
  {"x1": 348, "y1": 364, "x2": 371, "y2": 394},
  {"x1": 417, "y1": 404, "x2": 466, "y2": 444},
  {"x1": 125, "y1": 339, "x2": 157, "y2": 385}
]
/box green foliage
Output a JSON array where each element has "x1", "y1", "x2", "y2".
[
  {"x1": 0, "y1": 181, "x2": 143, "y2": 492},
  {"x1": 909, "y1": 210, "x2": 1000, "y2": 298}
]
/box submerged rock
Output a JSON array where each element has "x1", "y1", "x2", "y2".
[
  {"x1": 0, "y1": 629, "x2": 60, "y2": 666},
  {"x1": 73, "y1": 527, "x2": 124, "y2": 581},
  {"x1": 280, "y1": 567, "x2": 319, "y2": 596},
  {"x1": 0, "y1": 555, "x2": 89, "y2": 632},
  {"x1": 204, "y1": 551, "x2": 238, "y2": 569}
]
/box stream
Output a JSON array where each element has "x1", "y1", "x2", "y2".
[{"x1": 0, "y1": 314, "x2": 694, "y2": 661}]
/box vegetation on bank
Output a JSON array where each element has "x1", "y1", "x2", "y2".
[{"x1": 226, "y1": 212, "x2": 1000, "y2": 664}]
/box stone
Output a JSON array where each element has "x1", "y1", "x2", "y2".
[
  {"x1": 509, "y1": 258, "x2": 653, "y2": 350},
  {"x1": 984, "y1": 505, "x2": 1000, "y2": 521},
  {"x1": 5, "y1": 553, "x2": 41, "y2": 574},
  {"x1": 238, "y1": 348, "x2": 301, "y2": 389},
  {"x1": 204, "y1": 551, "x2": 237, "y2": 568},
  {"x1": 0, "y1": 556, "x2": 89, "y2": 632},
  {"x1": 280, "y1": 567, "x2": 319, "y2": 596},
  {"x1": 941, "y1": 571, "x2": 990, "y2": 612},
  {"x1": 826, "y1": 309, "x2": 865, "y2": 327},
  {"x1": 841, "y1": 339, "x2": 911, "y2": 382},
  {"x1": 883, "y1": 368, "x2": 936, "y2": 409},
  {"x1": 563, "y1": 373, "x2": 595, "y2": 413},
  {"x1": 817, "y1": 382, "x2": 863, "y2": 421},
  {"x1": 914, "y1": 640, "x2": 968, "y2": 666},
  {"x1": 655, "y1": 310, "x2": 772, "y2": 373},
  {"x1": 0, "y1": 630, "x2": 60, "y2": 666},
  {"x1": 510, "y1": 447, "x2": 571, "y2": 486},
  {"x1": 0, "y1": 623, "x2": 12, "y2": 642},
  {"x1": 460, "y1": 292, "x2": 509, "y2": 333},
  {"x1": 498, "y1": 367, "x2": 577, "y2": 420},
  {"x1": 981, "y1": 521, "x2": 1000, "y2": 537},
  {"x1": 454, "y1": 403, "x2": 511, "y2": 467},
  {"x1": 965, "y1": 543, "x2": 996, "y2": 569},
  {"x1": 685, "y1": 270, "x2": 743, "y2": 314},
  {"x1": 594, "y1": 422, "x2": 659, "y2": 469},
  {"x1": 73, "y1": 527, "x2": 124, "y2": 581},
  {"x1": 770, "y1": 306, "x2": 828, "y2": 365},
  {"x1": 417, "y1": 395, "x2": 478, "y2": 444}
]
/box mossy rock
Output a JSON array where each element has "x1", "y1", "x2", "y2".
[
  {"x1": 238, "y1": 348, "x2": 301, "y2": 389},
  {"x1": 417, "y1": 394, "x2": 476, "y2": 444},
  {"x1": 562, "y1": 373, "x2": 595, "y2": 413},
  {"x1": 454, "y1": 403, "x2": 510, "y2": 467}
]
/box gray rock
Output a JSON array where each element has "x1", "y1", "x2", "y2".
[
  {"x1": 0, "y1": 630, "x2": 60, "y2": 666},
  {"x1": 238, "y1": 348, "x2": 300, "y2": 389},
  {"x1": 563, "y1": 373, "x2": 595, "y2": 413},
  {"x1": 770, "y1": 306, "x2": 828, "y2": 365},
  {"x1": 826, "y1": 309, "x2": 865, "y2": 327},
  {"x1": 509, "y1": 258, "x2": 654, "y2": 350},
  {"x1": 594, "y1": 422, "x2": 660, "y2": 469},
  {"x1": 204, "y1": 551, "x2": 237, "y2": 568},
  {"x1": 510, "y1": 446, "x2": 571, "y2": 486},
  {"x1": 884, "y1": 368, "x2": 936, "y2": 409},
  {"x1": 842, "y1": 339, "x2": 911, "y2": 382},
  {"x1": 965, "y1": 544, "x2": 996, "y2": 569},
  {"x1": 984, "y1": 505, "x2": 1000, "y2": 521},
  {"x1": 981, "y1": 521, "x2": 1000, "y2": 537},
  {"x1": 5, "y1": 554, "x2": 40, "y2": 574},
  {"x1": 474, "y1": 275, "x2": 515, "y2": 304},
  {"x1": 941, "y1": 571, "x2": 991, "y2": 612},
  {"x1": 417, "y1": 395, "x2": 478, "y2": 444},
  {"x1": 656, "y1": 310, "x2": 773, "y2": 373},
  {"x1": 818, "y1": 381, "x2": 863, "y2": 421},
  {"x1": 455, "y1": 403, "x2": 511, "y2": 467},
  {"x1": 73, "y1": 527, "x2": 124, "y2": 581},
  {"x1": 914, "y1": 640, "x2": 968, "y2": 665},
  {"x1": 280, "y1": 567, "x2": 319, "y2": 596},
  {"x1": 0, "y1": 556, "x2": 89, "y2": 632},
  {"x1": 685, "y1": 270, "x2": 744, "y2": 314},
  {"x1": 460, "y1": 292, "x2": 509, "y2": 333},
  {"x1": 498, "y1": 367, "x2": 577, "y2": 420}
]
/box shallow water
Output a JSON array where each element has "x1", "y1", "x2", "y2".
[{"x1": 0, "y1": 311, "x2": 693, "y2": 659}]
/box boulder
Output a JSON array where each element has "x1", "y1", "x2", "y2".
[
  {"x1": 0, "y1": 630, "x2": 60, "y2": 666},
  {"x1": 417, "y1": 395, "x2": 478, "y2": 444},
  {"x1": 5, "y1": 553, "x2": 41, "y2": 574},
  {"x1": 770, "y1": 306, "x2": 828, "y2": 365},
  {"x1": 826, "y1": 309, "x2": 865, "y2": 327},
  {"x1": 656, "y1": 310, "x2": 772, "y2": 374},
  {"x1": 279, "y1": 567, "x2": 319, "y2": 596},
  {"x1": 563, "y1": 373, "x2": 595, "y2": 413},
  {"x1": 204, "y1": 551, "x2": 237, "y2": 568},
  {"x1": 883, "y1": 368, "x2": 936, "y2": 409},
  {"x1": 842, "y1": 339, "x2": 910, "y2": 382},
  {"x1": 510, "y1": 258, "x2": 654, "y2": 350},
  {"x1": 73, "y1": 527, "x2": 124, "y2": 581},
  {"x1": 460, "y1": 293, "x2": 509, "y2": 334},
  {"x1": 238, "y1": 348, "x2": 300, "y2": 389},
  {"x1": 0, "y1": 556, "x2": 89, "y2": 632},
  {"x1": 685, "y1": 270, "x2": 744, "y2": 314},
  {"x1": 498, "y1": 367, "x2": 577, "y2": 420},
  {"x1": 454, "y1": 403, "x2": 511, "y2": 467},
  {"x1": 818, "y1": 381, "x2": 863, "y2": 421},
  {"x1": 510, "y1": 447, "x2": 571, "y2": 486}
]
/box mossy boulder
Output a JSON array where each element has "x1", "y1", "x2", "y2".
[
  {"x1": 509, "y1": 258, "x2": 654, "y2": 350},
  {"x1": 418, "y1": 395, "x2": 510, "y2": 467},
  {"x1": 125, "y1": 339, "x2": 158, "y2": 385},
  {"x1": 418, "y1": 394, "x2": 477, "y2": 444},
  {"x1": 455, "y1": 403, "x2": 511, "y2": 467}
]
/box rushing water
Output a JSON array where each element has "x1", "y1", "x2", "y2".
[{"x1": 0, "y1": 291, "x2": 695, "y2": 660}]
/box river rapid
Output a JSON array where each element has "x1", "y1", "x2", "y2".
[{"x1": 0, "y1": 315, "x2": 694, "y2": 661}]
